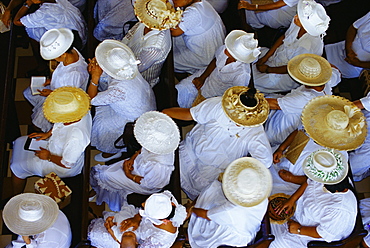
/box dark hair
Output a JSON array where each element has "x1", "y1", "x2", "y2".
[
  {"x1": 65, "y1": 45, "x2": 74, "y2": 54},
  {"x1": 164, "y1": 205, "x2": 176, "y2": 220},
  {"x1": 324, "y1": 176, "x2": 354, "y2": 193},
  {"x1": 240, "y1": 88, "x2": 257, "y2": 107}
]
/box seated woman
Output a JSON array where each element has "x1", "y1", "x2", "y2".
[
  {"x1": 23, "y1": 28, "x2": 89, "y2": 132},
  {"x1": 10, "y1": 87, "x2": 92, "y2": 196},
  {"x1": 88, "y1": 191, "x2": 187, "y2": 248},
  {"x1": 171, "y1": 0, "x2": 226, "y2": 74},
  {"x1": 89, "y1": 111, "x2": 180, "y2": 212},
  {"x1": 87, "y1": 40, "x2": 156, "y2": 162},
  {"x1": 175, "y1": 29, "x2": 260, "y2": 108},
  {"x1": 251, "y1": 0, "x2": 330, "y2": 93},
  {"x1": 360, "y1": 198, "x2": 370, "y2": 248}
]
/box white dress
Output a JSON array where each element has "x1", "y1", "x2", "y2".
[
  {"x1": 10, "y1": 113, "x2": 92, "y2": 179},
  {"x1": 91, "y1": 74, "x2": 156, "y2": 154},
  {"x1": 23, "y1": 49, "x2": 89, "y2": 132},
  {"x1": 173, "y1": 0, "x2": 226, "y2": 74},
  {"x1": 244, "y1": 0, "x2": 299, "y2": 29},
  {"x1": 90, "y1": 148, "x2": 175, "y2": 211},
  {"x1": 20, "y1": 0, "x2": 87, "y2": 46},
  {"x1": 325, "y1": 11, "x2": 370, "y2": 78},
  {"x1": 122, "y1": 22, "x2": 172, "y2": 88},
  {"x1": 360, "y1": 198, "x2": 370, "y2": 247},
  {"x1": 188, "y1": 180, "x2": 268, "y2": 248},
  {"x1": 175, "y1": 45, "x2": 251, "y2": 108},
  {"x1": 253, "y1": 19, "x2": 324, "y2": 93},
  {"x1": 269, "y1": 179, "x2": 357, "y2": 248},
  {"x1": 180, "y1": 97, "x2": 272, "y2": 200}
]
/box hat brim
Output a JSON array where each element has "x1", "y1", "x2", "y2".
[
  {"x1": 268, "y1": 193, "x2": 296, "y2": 224},
  {"x1": 40, "y1": 28, "x2": 74, "y2": 60},
  {"x1": 225, "y1": 30, "x2": 258, "y2": 64},
  {"x1": 297, "y1": 0, "x2": 328, "y2": 36}
]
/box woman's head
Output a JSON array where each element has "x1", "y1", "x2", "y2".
[
  {"x1": 40, "y1": 28, "x2": 74, "y2": 60},
  {"x1": 324, "y1": 176, "x2": 353, "y2": 193}
]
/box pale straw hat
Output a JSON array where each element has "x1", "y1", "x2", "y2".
[
  {"x1": 222, "y1": 157, "x2": 272, "y2": 207},
  {"x1": 268, "y1": 193, "x2": 296, "y2": 224},
  {"x1": 297, "y1": 0, "x2": 330, "y2": 36},
  {"x1": 225, "y1": 30, "x2": 261, "y2": 63},
  {"x1": 95, "y1": 40, "x2": 140, "y2": 80},
  {"x1": 2, "y1": 193, "x2": 59, "y2": 236},
  {"x1": 288, "y1": 53, "x2": 332, "y2": 86},
  {"x1": 301, "y1": 95, "x2": 367, "y2": 151},
  {"x1": 134, "y1": 111, "x2": 180, "y2": 154},
  {"x1": 134, "y1": 0, "x2": 183, "y2": 30},
  {"x1": 40, "y1": 28, "x2": 74, "y2": 60},
  {"x1": 43, "y1": 86, "x2": 90, "y2": 123},
  {"x1": 222, "y1": 86, "x2": 269, "y2": 127}
]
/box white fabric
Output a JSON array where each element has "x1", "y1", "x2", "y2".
[
  {"x1": 20, "y1": 0, "x2": 86, "y2": 46},
  {"x1": 253, "y1": 18, "x2": 324, "y2": 93},
  {"x1": 8, "y1": 211, "x2": 71, "y2": 248},
  {"x1": 10, "y1": 113, "x2": 92, "y2": 179},
  {"x1": 180, "y1": 97, "x2": 272, "y2": 199},
  {"x1": 175, "y1": 45, "x2": 251, "y2": 108},
  {"x1": 90, "y1": 148, "x2": 174, "y2": 211},
  {"x1": 122, "y1": 22, "x2": 171, "y2": 87},
  {"x1": 91, "y1": 74, "x2": 156, "y2": 154},
  {"x1": 270, "y1": 179, "x2": 357, "y2": 248},
  {"x1": 360, "y1": 198, "x2": 370, "y2": 247},
  {"x1": 23, "y1": 49, "x2": 89, "y2": 132},
  {"x1": 188, "y1": 180, "x2": 268, "y2": 248},
  {"x1": 173, "y1": 0, "x2": 226, "y2": 74}
]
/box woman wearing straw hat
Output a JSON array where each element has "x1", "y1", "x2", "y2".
[
  {"x1": 89, "y1": 111, "x2": 180, "y2": 212},
  {"x1": 175, "y1": 29, "x2": 261, "y2": 108},
  {"x1": 3, "y1": 193, "x2": 72, "y2": 248},
  {"x1": 10, "y1": 87, "x2": 92, "y2": 196},
  {"x1": 87, "y1": 40, "x2": 156, "y2": 162},
  {"x1": 23, "y1": 28, "x2": 89, "y2": 133}
]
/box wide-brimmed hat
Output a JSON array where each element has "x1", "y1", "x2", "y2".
[
  {"x1": 302, "y1": 95, "x2": 367, "y2": 151},
  {"x1": 40, "y1": 28, "x2": 74, "y2": 60},
  {"x1": 95, "y1": 40, "x2": 140, "y2": 80},
  {"x1": 222, "y1": 157, "x2": 272, "y2": 207},
  {"x1": 268, "y1": 193, "x2": 296, "y2": 224},
  {"x1": 3, "y1": 193, "x2": 59, "y2": 236},
  {"x1": 134, "y1": 111, "x2": 180, "y2": 154},
  {"x1": 303, "y1": 148, "x2": 348, "y2": 184},
  {"x1": 43, "y1": 86, "x2": 90, "y2": 123},
  {"x1": 222, "y1": 86, "x2": 269, "y2": 127},
  {"x1": 225, "y1": 30, "x2": 261, "y2": 63},
  {"x1": 297, "y1": 0, "x2": 330, "y2": 36},
  {"x1": 288, "y1": 53, "x2": 332, "y2": 86},
  {"x1": 134, "y1": 0, "x2": 183, "y2": 30}
]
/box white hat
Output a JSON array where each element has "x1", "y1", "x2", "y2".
[
  {"x1": 225, "y1": 30, "x2": 261, "y2": 63},
  {"x1": 95, "y1": 40, "x2": 140, "y2": 80},
  {"x1": 288, "y1": 53, "x2": 332, "y2": 86},
  {"x1": 2, "y1": 193, "x2": 59, "y2": 236},
  {"x1": 297, "y1": 0, "x2": 330, "y2": 36},
  {"x1": 303, "y1": 149, "x2": 348, "y2": 184},
  {"x1": 40, "y1": 28, "x2": 74, "y2": 60},
  {"x1": 134, "y1": 111, "x2": 180, "y2": 154},
  {"x1": 222, "y1": 157, "x2": 272, "y2": 207},
  {"x1": 139, "y1": 192, "x2": 172, "y2": 225}
]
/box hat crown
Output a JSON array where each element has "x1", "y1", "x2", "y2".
[
  {"x1": 144, "y1": 193, "x2": 172, "y2": 219},
  {"x1": 41, "y1": 30, "x2": 63, "y2": 51},
  {"x1": 299, "y1": 0, "x2": 329, "y2": 36},
  {"x1": 236, "y1": 168, "x2": 259, "y2": 195},
  {"x1": 52, "y1": 91, "x2": 78, "y2": 114},
  {"x1": 40, "y1": 28, "x2": 74, "y2": 60},
  {"x1": 313, "y1": 150, "x2": 336, "y2": 172},
  {"x1": 326, "y1": 110, "x2": 349, "y2": 130},
  {"x1": 147, "y1": 0, "x2": 167, "y2": 17},
  {"x1": 18, "y1": 200, "x2": 44, "y2": 222},
  {"x1": 106, "y1": 47, "x2": 131, "y2": 69},
  {"x1": 299, "y1": 57, "x2": 321, "y2": 78}
]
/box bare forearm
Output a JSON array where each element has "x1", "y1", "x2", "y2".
[
  {"x1": 266, "y1": 65, "x2": 288, "y2": 74},
  {"x1": 256, "y1": 0, "x2": 286, "y2": 10},
  {"x1": 290, "y1": 181, "x2": 308, "y2": 202},
  {"x1": 345, "y1": 25, "x2": 357, "y2": 54},
  {"x1": 6, "y1": 0, "x2": 24, "y2": 12},
  {"x1": 13, "y1": 0, "x2": 32, "y2": 26},
  {"x1": 277, "y1": 129, "x2": 298, "y2": 152},
  {"x1": 162, "y1": 107, "x2": 193, "y2": 121},
  {"x1": 199, "y1": 58, "x2": 217, "y2": 80},
  {"x1": 193, "y1": 208, "x2": 210, "y2": 220},
  {"x1": 299, "y1": 226, "x2": 321, "y2": 238}
]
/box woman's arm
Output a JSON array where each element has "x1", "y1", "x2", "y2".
[
  {"x1": 170, "y1": 26, "x2": 184, "y2": 37},
  {"x1": 192, "y1": 207, "x2": 211, "y2": 220},
  {"x1": 273, "y1": 129, "x2": 298, "y2": 163},
  {"x1": 192, "y1": 58, "x2": 217, "y2": 90},
  {"x1": 34, "y1": 147, "x2": 69, "y2": 168},
  {"x1": 345, "y1": 24, "x2": 357, "y2": 58},
  {"x1": 2, "y1": 0, "x2": 24, "y2": 27},
  {"x1": 257, "y1": 34, "x2": 285, "y2": 67},
  {"x1": 275, "y1": 180, "x2": 308, "y2": 215},
  {"x1": 162, "y1": 107, "x2": 193, "y2": 121},
  {"x1": 13, "y1": 0, "x2": 33, "y2": 26},
  {"x1": 238, "y1": 0, "x2": 286, "y2": 11},
  {"x1": 288, "y1": 219, "x2": 321, "y2": 238},
  {"x1": 87, "y1": 58, "x2": 103, "y2": 99},
  {"x1": 267, "y1": 98, "x2": 281, "y2": 110},
  {"x1": 122, "y1": 149, "x2": 143, "y2": 184}
]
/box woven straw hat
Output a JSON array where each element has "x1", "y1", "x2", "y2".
[
  {"x1": 95, "y1": 40, "x2": 140, "y2": 80},
  {"x1": 288, "y1": 53, "x2": 332, "y2": 86},
  {"x1": 2, "y1": 193, "x2": 59, "y2": 236},
  {"x1": 222, "y1": 157, "x2": 272, "y2": 207},
  {"x1": 134, "y1": 111, "x2": 180, "y2": 154},
  {"x1": 43, "y1": 86, "x2": 90, "y2": 123},
  {"x1": 134, "y1": 0, "x2": 183, "y2": 30},
  {"x1": 225, "y1": 30, "x2": 261, "y2": 63},
  {"x1": 297, "y1": 0, "x2": 330, "y2": 36},
  {"x1": 302, "y1": 148, "x2": 348, "y2": 184},
  {"x1": 268, "y1": 193, "x2": 296, "y2": 224},
  {"x1": 302, "y1": 95, "x2": 367, "y2": 151},
  {"x1": 222, "y1": 86, "x2": 269, "y2": 127},
  {"x1": 40, "y1": 28, "x2": 74, "y2": 60}
]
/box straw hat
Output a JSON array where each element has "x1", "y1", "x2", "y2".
[
  {"x1": 222, "y1": 157, "x2": 272, "y2": 207},
  {"x1": 303, "y1": 148, "x2": 348, "y2": 184},
  {"x1": 301, "y1": 95, "x2": 367, "y2": 151},
  {"x1": 43, "y1": 86, "x2": 90, "y2": 123},
  {"x1": 95, "y1": 40, "x2": 140, "y2": 80},
  {"x1": 297, "y1": 0, "x2": 330, "y2": 36},
  {"x1": 225, "y1": 30, "x2": 261, "y2": 63},
  {"x1": 268, "y1": 193, "x2": 296, "y2": 224},
  {"x1": 288, "y1": 54, "x2": 332, "y2": 86},
  {"x1": 40, "y1": 28, "x2": 74, "y2": 60},
  {"x1": 222, "y1": 86, "x2": 269, "y2": 127},
  {"x1": 134, "y1": 0, "x2": 183, "y2": 30},
  {"x1": 2, "y1": 193, "x2": 59, "y2": 236}
]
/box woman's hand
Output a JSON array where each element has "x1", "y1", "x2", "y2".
[
  {"x1": 22, "y1": 236, "x2": 31, "y2": 245},
  {"x1": 192, "y1": 77, "x2": 205, "y2": 90},
  {"x1": 28, "y1": 132, "x2": 51, "y2": 140},
  {"x1": 287, "y1": 219, "x2": 301, "y2": 234},
  {"x1": 238, "y1": 0, "x2": 255, "y2": 10},
  {"x1": 2, "y1": 9, "x2": 12, "y2": 28},
  {"x1": 43, "y1": 78, "x2": 51, "y2": 86},
  {"x1": 120, "y1": 215, "x2": 141, "y2": 232},
  {"x1": 273, "y1": 149, "x2": 284, "y2": 164},
  {"x1": 275, "y1": 197, "x2": 295, "y2": 216},
  {"x1": 123, "y1": 158, "x2": 134, "y2": 176},
  {"x1": 34, "y1": 147, "x2": 51, "y2": 160},
  {"x1": 38, "y1": 89, "x2": 53, "y2": 97},
  {"x1": 104, "y1": 216, "x2": 117, "y2": 230},
  {"x1": 88, "y1": 58, "x2": 103, "y2": 82}
]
